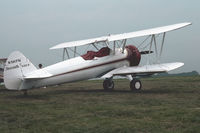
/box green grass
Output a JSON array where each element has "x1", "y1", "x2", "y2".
[{"x1": 0, "y1": 76, "x2": 200, "y2": 133}]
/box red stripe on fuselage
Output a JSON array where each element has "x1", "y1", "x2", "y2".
[{"x1": 51, "y1": 57, "x2": 128, "y2": 78}]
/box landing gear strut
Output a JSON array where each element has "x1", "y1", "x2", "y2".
[
  {"x1": 130, "y1": 79, "x2": 142, "y2": 91},
  {"x1": 103, "y1": 79, "x2": 114, "y2": 91}
]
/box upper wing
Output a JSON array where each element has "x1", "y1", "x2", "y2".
[
  {"x1": 50, "y1": 22, "x2": 191, "y2": 49},
  {"x1": 102, "y1": 62, "x2": 184, "y2": 78}
]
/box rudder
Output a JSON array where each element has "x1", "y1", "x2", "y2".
[{"x1": 4, "y1": 51, "x2": 37, "y2": 90}]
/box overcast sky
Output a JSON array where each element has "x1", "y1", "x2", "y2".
[{"x1": 0, "y1": 0, "x2": 199, "y2": 73}]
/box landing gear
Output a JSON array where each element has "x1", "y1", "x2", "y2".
[
  {"x1": 103, "y1": 78, "x2": 142, "y2": 91},
  {"x1": 130, "y1": 79, "x2": 142, "y2": 91},
  {"x1": 103, "y1": 79, "x2": 114, "y2": 91}
]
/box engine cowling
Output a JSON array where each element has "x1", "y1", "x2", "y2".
[{"x1": 126, "y1": 45, "x2": 141, "y2": 66}]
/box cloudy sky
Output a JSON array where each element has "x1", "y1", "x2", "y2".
[{"x1": 0, "y1": 0, "x2": 199, "y2": 73}]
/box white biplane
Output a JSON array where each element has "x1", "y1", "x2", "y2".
[{"x1": 4, "y1": 22, "x2": 191, "y2": 94}]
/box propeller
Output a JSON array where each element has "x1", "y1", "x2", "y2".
[{"x1": 140, "y1": 51, "x2": 153, "y2": 55}]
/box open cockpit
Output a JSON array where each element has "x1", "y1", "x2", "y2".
[{"x1": 81, "y1": 47, "x2": 110, "y2": 60}]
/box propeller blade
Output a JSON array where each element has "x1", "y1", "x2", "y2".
[{"x1": 140, "y1": 51, "x2": 153, "y2": 55}]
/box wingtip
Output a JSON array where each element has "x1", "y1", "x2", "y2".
[
  {"x1": 184, "y1": 22, "x2": 192, "y2": 26},
  {"x1": 179, "y1": 62, "x2": 184, "y2": 67},
  {"x1": 168, "y1": 62, "x2": 184, "y2": 71},
  {"x1": 49, "y1": 46, "x2": 56, "y2": 50}
]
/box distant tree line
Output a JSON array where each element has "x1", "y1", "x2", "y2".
[{"x1": 154, "y1": 71, "x2": 199, "y2": 77}]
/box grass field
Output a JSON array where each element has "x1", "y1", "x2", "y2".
[{"x1": 0, "y1": 76, "x2": 200, "y2": 133}]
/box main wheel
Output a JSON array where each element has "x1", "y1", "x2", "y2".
[
  {"x1": 103, "y1": 79, "x2": 114, "y2": 91},
  {"x1": 130, "y1": 79, "x2": 142, "y2": 91}
]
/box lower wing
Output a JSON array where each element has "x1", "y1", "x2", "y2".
[{"x1": 102, "y1": 62, "x2": 184, "y2": 78}]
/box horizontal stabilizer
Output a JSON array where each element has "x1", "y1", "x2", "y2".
[
  {"x1": 24, "y1": 69, "x2": 52, "y2": 79},
  {"x1": 102, "y1": 62, "x2": 184, "y2": 78}
]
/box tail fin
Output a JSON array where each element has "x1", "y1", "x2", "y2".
[{"x1": 4, "y1": 51, "x2": 37, "y2": 90}]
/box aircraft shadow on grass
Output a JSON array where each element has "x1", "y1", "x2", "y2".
[
  {"x1": 45, "y1": 88, "x2": 193, "y2": 95},
  {"x1": 0, "y1": 86, "x2": 194, "y2": 100}
]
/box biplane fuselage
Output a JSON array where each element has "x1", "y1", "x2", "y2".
[
  {"x1": 34, "y1": 48, "x2": 130, "y2": 88},
  {"x1": 7, "y1": 46, "x2": 139, "y2": 90}
]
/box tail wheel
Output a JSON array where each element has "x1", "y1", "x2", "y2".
[
  {"x1": 130, "y1": 79, "x2": 142, "y2": 91},
  {"x1": 23, "y1": 90, "x2": 28, "y2": 96},
  {"x1": 103, "y1": 79, "x2": 114, "y2": 91}
]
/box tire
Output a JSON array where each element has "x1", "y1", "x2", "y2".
[
  {"x1": 103, "y1": 79, "x2": 114, "y2": 91},
  {"x1": 130, "y1": 79, "x2": 142, "y2": 91}
]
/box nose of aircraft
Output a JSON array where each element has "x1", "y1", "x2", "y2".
[{"x1": 126, "y1": 45, "x2": 141, "y2": 66}]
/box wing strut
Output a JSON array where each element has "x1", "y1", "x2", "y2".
[
  {"x1": 148, "y1": 35, "x2": 154, "y2": 65},
  {"x1": 63, "y1": 48, "x2": 70, "y2": 61},
  {"x1": 113, "y1": 41, "x2": 116, "y2": 55},
  {"x1": 153, "y1": 35, "x2": 158, "y2": 59},
  {"x1": 74, "y1": 46, "x2": 77, "y2": 57},
  {"x1": 159, "y1": 32, "x2": 166, "y2": 62},
  {"x1": 147, "y1": 32, "x2": 166, "y2": 64},
  {"x1": 92, "y1": 43, "x2": 99, "y2": 50},
  {"x1": 62, "y1": 47, "x2": 82, "y2": 61},
  {"x1": 122, "y1": 39, "x2": 127, "y2": 53}
]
